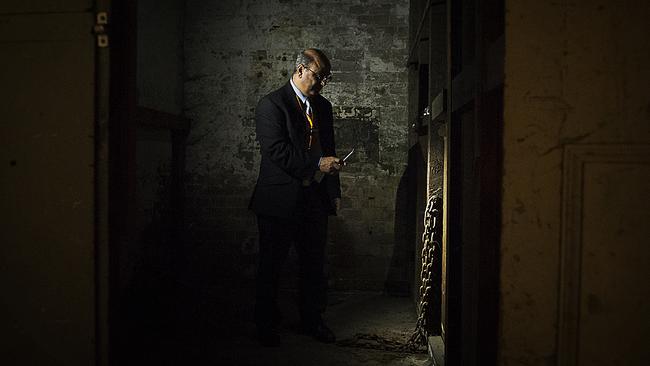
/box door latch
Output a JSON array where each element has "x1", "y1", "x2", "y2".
[{"x1": 93, "y1": 12, "x2": 109, "y2": 48}]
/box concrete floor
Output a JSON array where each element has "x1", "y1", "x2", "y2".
[{"x1": 119, "y1": 277, "x2": 432, "y2": 365}]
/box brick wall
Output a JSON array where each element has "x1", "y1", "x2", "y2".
[{"x1": 183, "y1": 0, "x2": 410, "y2": 291}]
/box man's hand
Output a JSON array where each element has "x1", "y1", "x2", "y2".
[
  {"x1": 319, "y1": 156, "x2": 342, "y2": 175},
  {"x1": 334, "y1": 198, "x2": 341, "y2": 212}
]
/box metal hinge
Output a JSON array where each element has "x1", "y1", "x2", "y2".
[{"x1": 93, "y1": 12, "x2": 109, "y2": 48}]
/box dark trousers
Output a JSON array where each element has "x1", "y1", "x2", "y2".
[{"x1": 254, "y1": 184, "x2": 329, "y2": 331}]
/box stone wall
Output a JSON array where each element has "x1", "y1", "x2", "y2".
[{"x1": 183, "y1": 0, "x2": 411, "y2": 291}]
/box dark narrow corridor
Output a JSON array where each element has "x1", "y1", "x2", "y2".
[
  {"x1": 118, "y1": 0, "x2": 436, "y2": 363},
  {"x1": 2, "y1": 0, "x2": 649, "y2": 365}
]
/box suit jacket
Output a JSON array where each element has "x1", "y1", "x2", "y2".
[{"x1": 249, "y1": 82, "x2": 341, "y2": 218}]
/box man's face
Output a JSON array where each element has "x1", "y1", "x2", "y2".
[{"x1": 298, "y1": 62, "x2": 331, "y2": 97}]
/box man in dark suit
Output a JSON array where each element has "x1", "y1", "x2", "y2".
[{"x1": 248, "y1": 48, "x2": 342, "y2": 346}]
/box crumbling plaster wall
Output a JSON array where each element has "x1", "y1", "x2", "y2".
[{"x1": 183, "y1": 0, "x2": 410, "y2": 291}]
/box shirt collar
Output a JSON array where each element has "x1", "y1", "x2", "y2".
[{"x1": 289, "y1": 78, "x2": 308, "y2": 104}]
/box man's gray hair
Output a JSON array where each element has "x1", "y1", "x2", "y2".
[
  {"x1": 295, "y1": 51, "x2": 313, "y2": 70},
  {"x1": 294, "y1": 48, "x2": 331, "y2": 73}
]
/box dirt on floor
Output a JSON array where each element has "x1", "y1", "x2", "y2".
[{"x1": 117, "y1": 277, "x2": 433, "y2": 366}]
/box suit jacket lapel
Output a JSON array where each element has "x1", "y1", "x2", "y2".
[{"x1": 282, "y1": 82, "x2": 306, "y2": 135}]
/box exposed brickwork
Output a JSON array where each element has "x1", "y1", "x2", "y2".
[{"x1": 183, "y1": 0, "x2": 410, "y2": 291}]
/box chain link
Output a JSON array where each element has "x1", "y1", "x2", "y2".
[{"x1": 336, "y1": 190, "x2": 442, "y2": 354}]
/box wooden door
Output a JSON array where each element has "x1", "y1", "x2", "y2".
[
  {"x1": 499, "y1": 1, "x2": 650, "y2": 365},
  {"x1": 0, "y1": 1, "x2": 109, "y2": 365},
  {"x1": 439, "y1": 0, "x2": 503, "y2": 364}
]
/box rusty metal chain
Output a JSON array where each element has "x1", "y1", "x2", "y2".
[{"x1": 336, "y1": 190, "x2": 442, "y2": 354}]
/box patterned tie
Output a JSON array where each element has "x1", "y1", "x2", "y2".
[
  {"x1": 296, "y1": 96, "x2": 316, "y2": 150},
  {"x1": 305, "y1": 99, "x2": 317, "y2": 151},
  {"x1": 305, "y1": 99, "x2": 313, "y2": 120}
]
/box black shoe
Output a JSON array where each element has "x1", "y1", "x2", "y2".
[
  {"x1": 302, "y1": 322, "x2": 336, "y2": 343},
  {"x1": 257, "y1": 328, "x2": 281, "y2": 347}
]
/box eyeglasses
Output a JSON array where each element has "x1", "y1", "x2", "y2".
[{"x1": 302, "y1": 65, "x2": 332, "y2": 86}]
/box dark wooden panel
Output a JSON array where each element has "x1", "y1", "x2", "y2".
[
  {"x1": 0, "y1": 0, "x2": 91, "y2": 14},
  {"x1": 0, "y1": 11, "x2": 96, "y2": 365}
]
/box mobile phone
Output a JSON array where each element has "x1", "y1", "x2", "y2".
[{"x1": 341, "y1": 148, "x2": 355, "y2": 164}]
